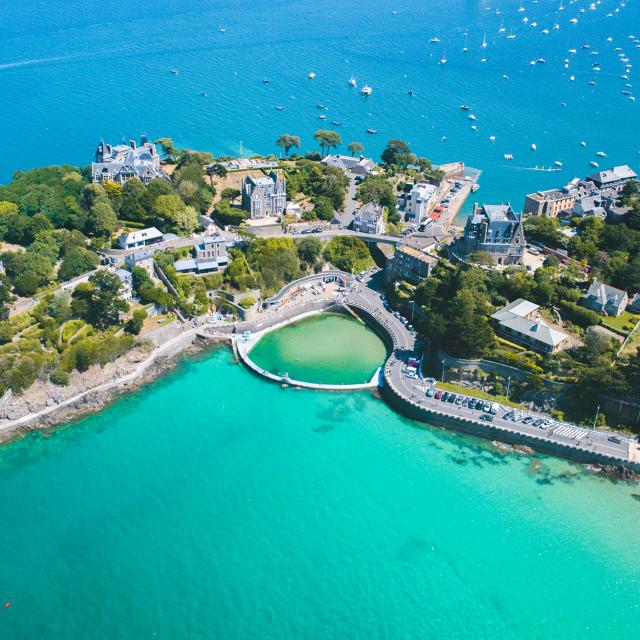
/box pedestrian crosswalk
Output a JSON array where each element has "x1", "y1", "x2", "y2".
[{"x1": 552, "y1": 425, "x2": 589, "y2": 441}]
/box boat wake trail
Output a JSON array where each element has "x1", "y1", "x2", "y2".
[{"x1": 0, "y1": 54, "x2": 90, "y2": 71}]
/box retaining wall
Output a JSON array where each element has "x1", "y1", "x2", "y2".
[{"x1": 381, "y1": 370, "x2": 640, "y2": 471}]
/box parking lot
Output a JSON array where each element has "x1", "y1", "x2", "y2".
[
  {"x1": 522, "y1": 247, "x2": 546, "y2": 272},
  {"x1": 394, "y1": 357, "x2": 634, "y2": 461}
]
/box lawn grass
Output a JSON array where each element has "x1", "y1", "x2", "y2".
[
  {"x1": 603, "y1": 310, "x2": 640, "y2": 333},
  {"x1": 438, "y1": 381, "x2": 522, "y2": 409}
]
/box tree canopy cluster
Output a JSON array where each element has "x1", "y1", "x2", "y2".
[
  {"x1": 323, "y1": 236, "x2": 374, "y2": 273},
  {"x1": 285, "y1": 159, "x2": 349, "y2": 218}
]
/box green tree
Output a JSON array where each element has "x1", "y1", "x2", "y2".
[
  {"x1": 276, "y1": 134, "x2": 301, "y2": 158},
  {"x1": 153, "y1": 195, "x2": 198, "y2": 233},
  {"x1": 89, "y1": 200, "x2": 118, "y2": 238},
  {"x1": 0, "y1": 273, "x2": 13, "y2": 309},
  {"x1": 14, "y1": 272, "x2": 40, "y2": 296},
  {"x1": 297, "y1": 237, "x2": 323, "y2": 265},
  {"x1": 356, "y1": 175, "x2": 396, "y2": 215},
  {"x1": 523, "y1": 216, "x2": 563, "y2": 247},
  {"x1": 313, "y1": 130, "x2": 342, "y2": 156},
  {"x1": 323, "y1": 236, "x2": 373, "y2": 272},
  {"x1": 75, "y1": 270, "x2": 129, "y2": 328},
  {"x1": 446, "y1": 289, "x2": 495, "y2": 358},
  {"x1": 213, "y1": 199, "x2": 248, "y2": 227},
  {"x1": 381, "y1": 140, "x2": 416, "y2": 168},
  {"x1": 220, "y1": 188, "x2": 241, "y2": 202},
  {"x1": 125, "y1": 309, "x2": 147, "y2": 335},
  {"x1": 313, "y1": 196, "x2": 334, "y2": 221},
  {"x1": 154, "y1": 137, "x2": 178, "y2": 161},
  {"x1": 0, "y1": 321, "x2": 15, "y2": 345},
  {"x1": 347, "y1": 141, "x2": 364, "y2": 156},
  {"x1": 58, "y1": 246, "x2": 99, "y2": 281}
]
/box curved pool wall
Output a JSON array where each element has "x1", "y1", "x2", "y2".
[{"x1": 236, "y1": 304, "x2": 391, "y2": 391}]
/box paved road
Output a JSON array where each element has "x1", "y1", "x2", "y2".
[
  {"x1": 342, "y1": 272, "x2": 636, "y2": 465},
  {"x1": 198, "y1": 269, "x2": 638, "y2": 466},
  {"x1": 333, "y1": 176, "x2": 358, "y2": 228},
  {"x1": 103, "y1": 226, "x2": 452, "y2": 266}
]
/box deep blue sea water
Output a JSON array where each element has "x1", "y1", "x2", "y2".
[
  {"x1": 0, "y1": 348, "x2": 639, "y2": 639},
  {"x1": 0, "y1": 0, "x2": 638, "y2": 211}
]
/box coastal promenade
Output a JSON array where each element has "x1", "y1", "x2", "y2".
[
  {"x1": 208, "y1": 270, "x2": 640, "y2": 469},
  {"x1": 336, "y1": 273, "x2": 640, "y2": 469},
  {"x1": 2, "y1": 268, "x2": 639, "y2": 470}
]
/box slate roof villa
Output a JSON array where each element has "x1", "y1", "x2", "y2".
[
  {"x1": 241, "y1": 172, "x2": 287, "y2": 219},
  {"x1": 582, "y1": 280, "x2": 629, "y2": 317},
  {"x1": 456, "y1": 204, "x2": 525, "y2": 265},
  {"x1": 491, "y1": 299, "x2": 569, "y2": 353},
  {"x1": 353, "y1": 202, "x2": 385, "y2": 234},
  {"x1": 92, "y1": 136, "x2": 166, "y2": 185}
]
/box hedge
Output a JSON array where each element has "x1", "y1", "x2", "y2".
[{"x1": 559, "y1": 301, "x2": 602, "y2": 329}]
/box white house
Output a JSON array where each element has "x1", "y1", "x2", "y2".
[
  {"x1": 114, "y1": 269, "x2": 133, "y2": 301},
  {"x1": 404, "y1": 182, "x2": 438, "y2": 224},
  {"x1": 118, "y1": 227, "x2": 164, "y2": 250}
]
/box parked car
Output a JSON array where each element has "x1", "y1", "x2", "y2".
[
  {"x1": 441, "y1": 392, "x2": 449, "y2": 402},
  {"x1": 447, "y1": 393, "x2": 456, "y2": 403},
  {"x1": 462, "y1": 398, "x2": 469, "y2": 407},
  {"x1": 522, "y1": 416, "x2": 534, "y2": 425},
  {"x1": 434, "y1": 391, "x2": 443, "y2": 399},
  {"x1": 480, "y1": 414, "x2": 494, "y2": 422},
  {"x1": 427, "y1": 387, "x2": 435, "y2": 397},
  {"x1": 483, "y1": 402, "x2": 491, "y2": 412},
  {"x1": 455, "y1": 396, "x2": 463, "y2": 405},
  {"x1": 608, "y1": 436, "x2": 622, "y2": 444}
]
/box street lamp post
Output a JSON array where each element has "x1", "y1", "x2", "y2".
[
  {"x1": 592, "y1": 404, "x2": 601, "y2": 430},
  {"x1": 506, "y1": 375, "x2": 511, "y2": 399},
  {"x1": 441, "y1": 358, "x2": 446, "y2": 383}
]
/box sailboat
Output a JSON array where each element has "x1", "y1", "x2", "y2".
[
  {"x1": 348, "y1": 76, "x2": 357, "y2": 87},
  {"x1": 481, "y1": 33, "x2": 488, "y2": 49},
  {"x1": 498, "y1": 21, "x2": 506, "y2": 34}
]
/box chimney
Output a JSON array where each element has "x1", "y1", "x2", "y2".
[{"x1": 130, "y1": 139, "x2": 137, "y2": 150}]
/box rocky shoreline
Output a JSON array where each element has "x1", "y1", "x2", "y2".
[
  {"x1": 491, "y1": 440, "x2": 638, "y2": 482},
  {"x1": 0, "y1": 334, "x2": 219, "y2": 445}
]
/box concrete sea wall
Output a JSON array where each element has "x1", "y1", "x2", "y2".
[{"x1": 381, "y1": 376, "x2": 640, "y2": 471}]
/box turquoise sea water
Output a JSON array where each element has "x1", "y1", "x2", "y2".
[
  {"x1": 0, "y1": 348, "x2": 639, "y2": 638},
  {"x1": 1, "y1": 0, "x2": 638, "y2": 210},
  {"x1": 249, "y1": 313, "x2": 388, "y2": 384},
  {"x1": 2, "y1": 2, "x2": 640, "y2": 636}
]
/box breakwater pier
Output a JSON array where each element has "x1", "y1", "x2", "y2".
[{"x1": 229, "y1": 271, "x2": 640, "y2": 471}]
